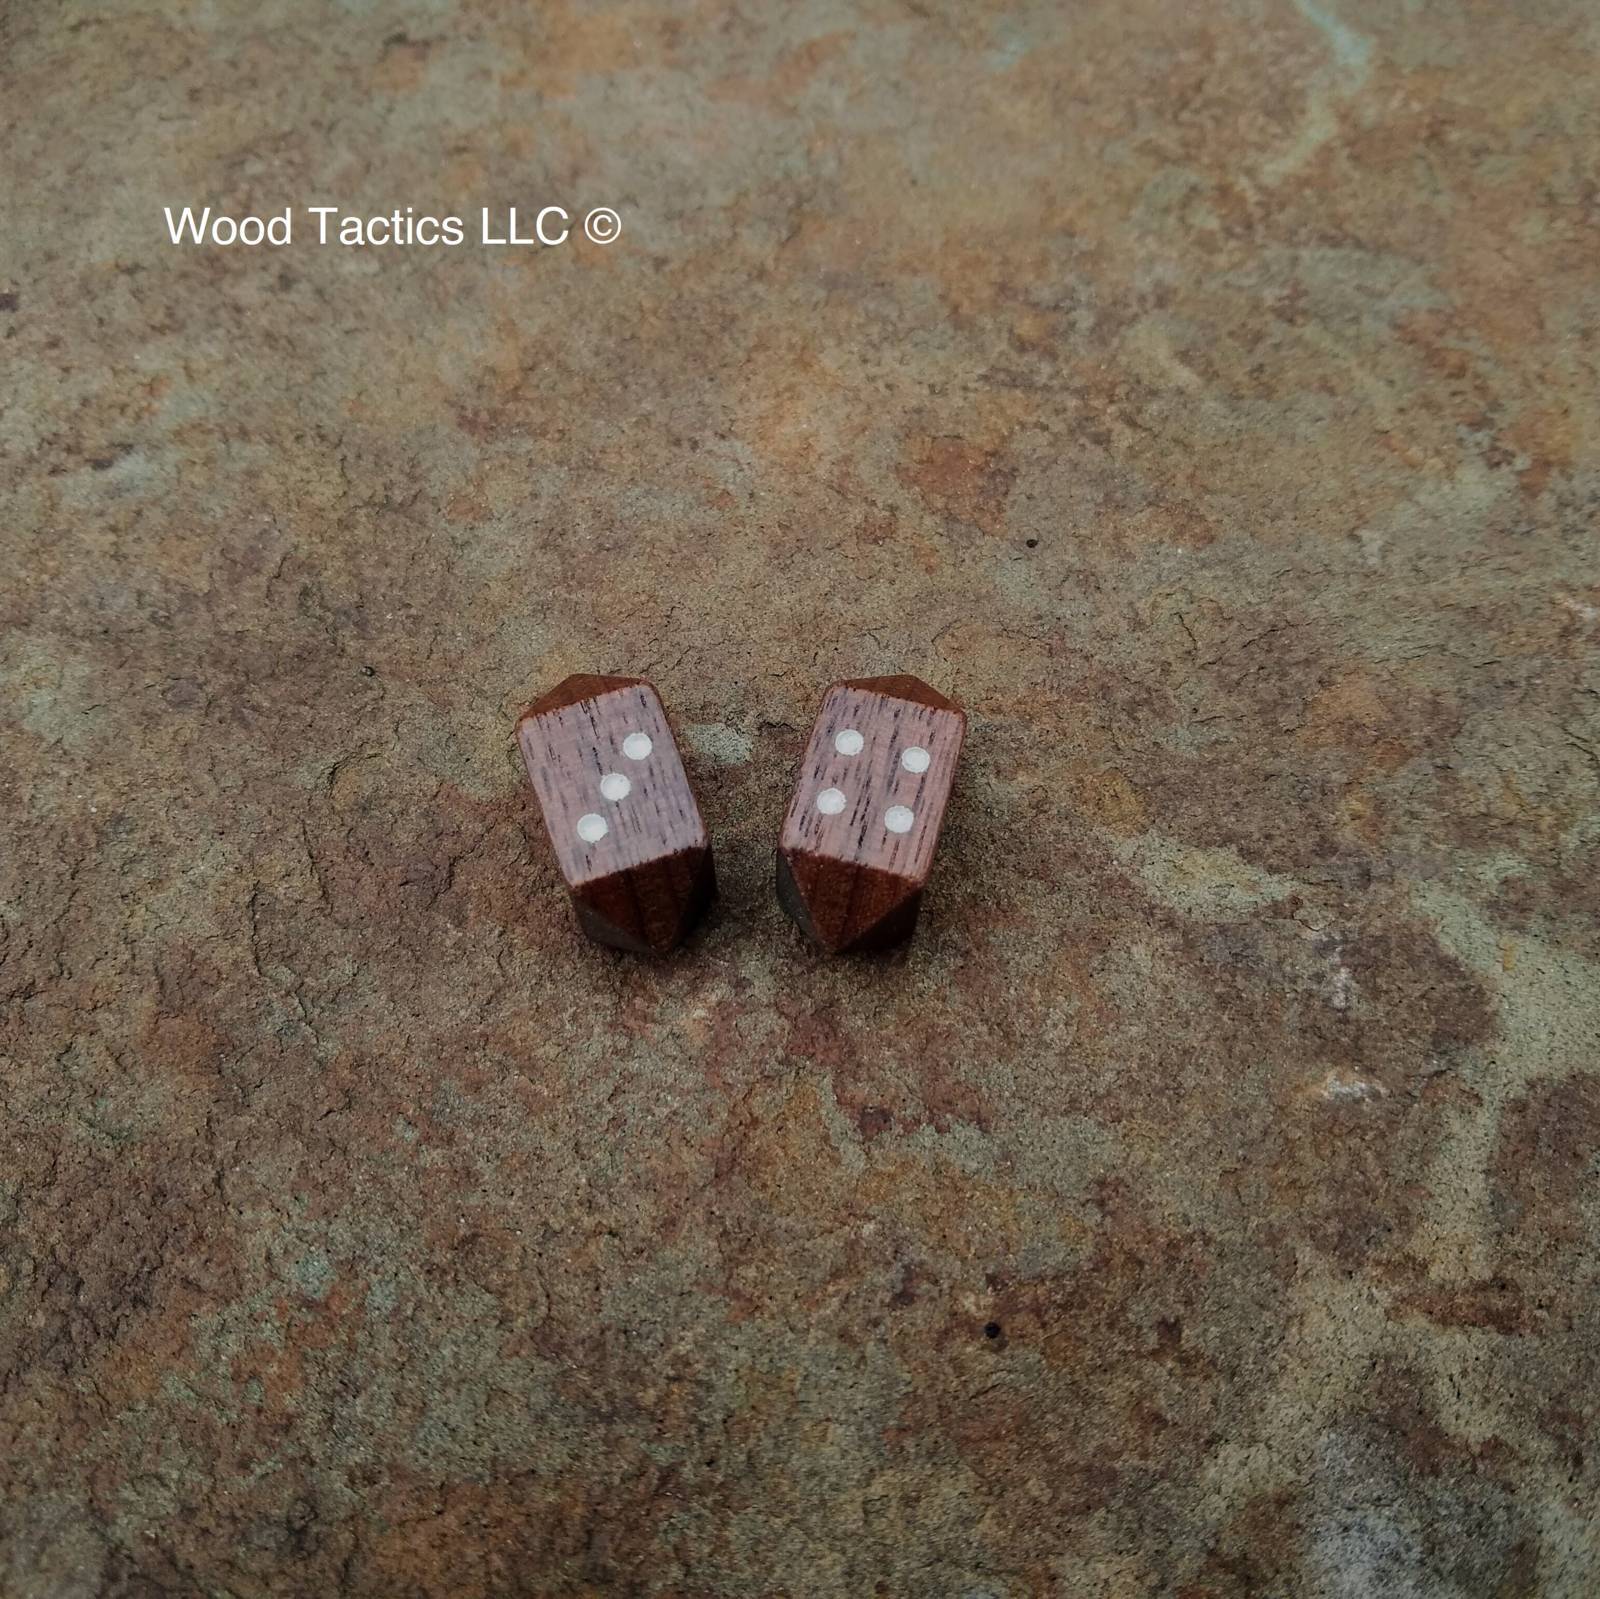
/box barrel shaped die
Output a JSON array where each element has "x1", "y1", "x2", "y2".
[
  {"x1": 516, "y1": 675, "x2": 714, "y2": 954},
  {"x1": 777, "y1": 675, "x2": 965, "y2": 953}
]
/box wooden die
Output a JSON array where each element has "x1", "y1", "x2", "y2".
[
  {"x1": 776, "y1": 675, "x2": 965, "y2": 953},
  {"x1": 516, "y1": 674, "x2": 715, "y2": 953}
]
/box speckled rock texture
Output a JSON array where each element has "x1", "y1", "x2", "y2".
[{"x1": 3, "y1": 1, "x2": 1598, "y2": 1594}]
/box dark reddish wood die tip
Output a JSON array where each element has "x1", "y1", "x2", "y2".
[
  {"x1": 516, "y1": 673, "x2": 715, "y2": 954},
  {"x1": 776, "y1": 674, "x2": 965, "y2": 953}
]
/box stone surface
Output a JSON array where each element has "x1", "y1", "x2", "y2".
[{"x1": 2, "y1": 1, "x2": 1598, "y2": 1594}]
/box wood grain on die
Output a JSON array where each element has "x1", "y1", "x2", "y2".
[
  {"x1": 517, "y1": 675, "x2": 714, "y2": 954},
  {"x1": 777, "y1": 675, "x2": 965, "y2": 952}
]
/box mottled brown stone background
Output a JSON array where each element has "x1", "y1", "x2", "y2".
[{"x1": 3, "y1": 1, "x2": 1598, "y2": 1594}]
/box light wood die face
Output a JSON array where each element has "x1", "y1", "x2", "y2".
[
  {"x1": 779, "y1": 686, "x2": 963, "y2": 876},
  {"x1": 516, "y1": 674, "x2": 714, "y2": 954},
  {"x1": 519, "y1": 683, "x2": 705, "y2": 885},
  {"x1": 777, "y1": 675, "x2": 965, "y2": 953}
]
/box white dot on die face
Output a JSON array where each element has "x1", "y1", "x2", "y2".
[
  {"x1": 599, "y1": 772, "x2": 631, "y2": 802},
  {"x1": 834, "y1": 729, "x2": 864, "y2": 756},
  {"x1": 576, "y1": 813, "x2": 608, "y2": 843},
  {"x1": 901, "y1": 746, "x2": 931, "y2": 774},
  {"x1": 884, "y1": 805, "x2": 915, "y2": 834},
  {"x1": 816, "y1": 787, "x2": 846, "y2": 815},
  {"x1": 622, "y1": 731, "x2": 653, "y2": 761}
]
